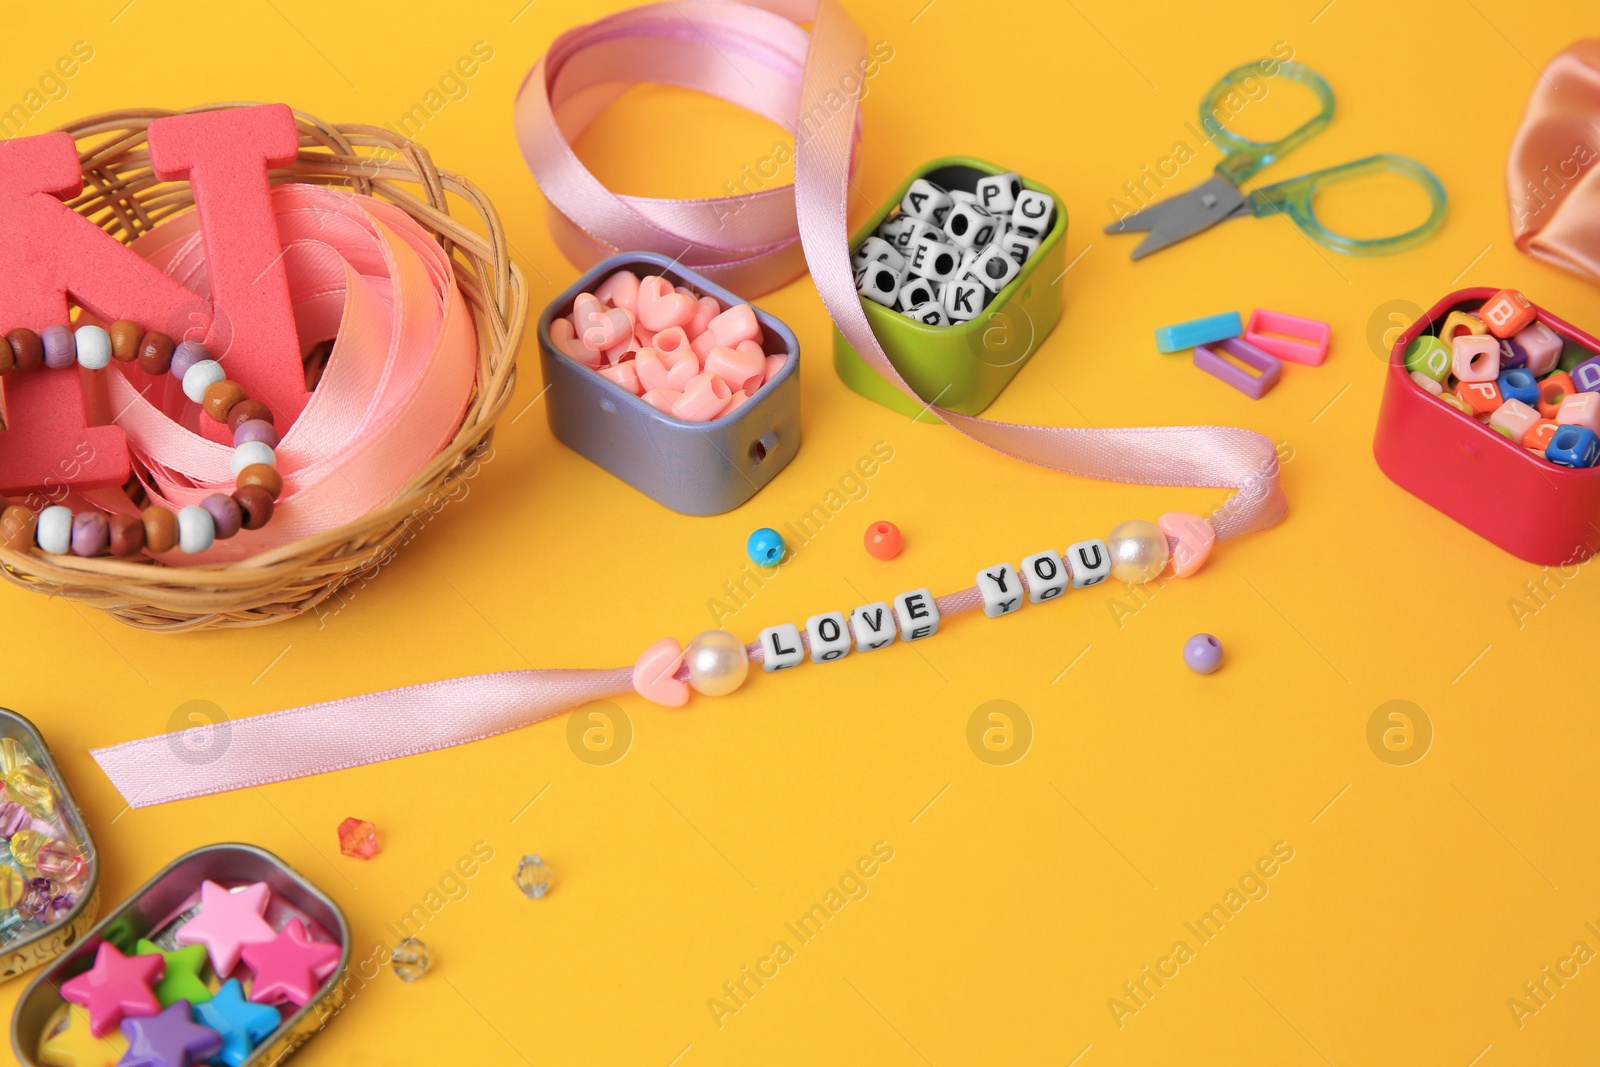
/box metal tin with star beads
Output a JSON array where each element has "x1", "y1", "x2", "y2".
[
  {"x1": 11, "y1": 843, "x2": 351, "y2": 1067},
  {"x1": 0, "y1": 707, "x2": 100, "y2": 985}
]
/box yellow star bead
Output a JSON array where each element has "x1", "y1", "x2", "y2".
[{"x1": 37, "y1": 1004, "x2": 128, "y2": 1067}]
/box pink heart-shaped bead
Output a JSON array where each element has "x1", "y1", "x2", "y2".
[
  {"x1": 632, "y1": 637, "x2": 689, "y2": 707},
  {"x1": 598, "y1": 362, "x2": 642, "y2": 395},
  {"x1": 595, "y1": 270, "x2": 640, "y2": 313},
  {"x1": 763, "y1": 352, "x2": 787, "y2": 385},
  {"x1": 653, "y1": 326, "x2": 692, "y2": 356},
  {"x1": 549, "y1": 317, "x2": 601, "y2": 368},
  {"x1": 718, "y1": 390, "x2": 750, "y2": 418},
  {"x1": 574, "y1": 293, "x2": 634, "y2": 351},
  {"x1": 704, "y1": 345, "x2": 766, "y2": 394},
  {"x1": 672, "y1": 372, "x2": 732, "y2": 422},
  {"x1": 675, "y1": 285, "x2": 698, "y2": 299},
  {"x1": 634, "y1": 348, "x2": 672, "y2": 393},
  {"x1": 1159, "y1": 512, "x2": 1216, "y2": 578},
  {"x1": 686, "y1": 295, "x2": 723, "y2": 338},
  {"x1": 708, "y1": 303, "x2": 761, "y2": 348},
  {"x1": 640, "y1": 388, "x2": 683, "y2": 415},
  {"x1": 690, "y1": 329, "x2": 719, "y2": 362},
  {"x1": 637, "y1": 276, "x2": 697, "y2": 332}
]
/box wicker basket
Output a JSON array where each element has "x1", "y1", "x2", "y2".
[{"x1": 0, "y1": 104, "x2": 524, "y2": 631}]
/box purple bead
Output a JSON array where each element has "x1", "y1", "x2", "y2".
[
  {"x1": 69, "y1": 512, "x2": 108, "y2": 557},
  {"x1": 0, "y1": 801, "x2": 29, "y2": 839},
  {"x1": 1183, "y1": 634, "x2": 1223, "y2": 674},
  {"x1": 170, "y1": 341, "x2": 210, "y2": 380},
  {"x1": 199, "y1": 493, "x2": 242, "y2": 539},
  {"x1": 40, "y1": 325, "x2": 74, "y2": 369},
  {"x1": 233, "y1": 419, "x2": 281, "y2": 449},
  {"x1": 1498, "y1": 337, "x2": 1528, "y2": 371}
]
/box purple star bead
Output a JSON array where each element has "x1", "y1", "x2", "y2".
[{"x1": 120, "y1": 1001, "x2": 223, "y2": 1067}]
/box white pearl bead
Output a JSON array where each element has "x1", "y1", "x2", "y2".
[
  {"x1": 177, "y1": 505, "x2": 215, "y2": 554},
  {"x1": 231, "y1": 440, "x2": 277, "y2": 474},
  {"x1": 73, "y1": 325, "x2": 112, "y2": 370},
  {"x1": 182, "y1": 359, "x2": 226, "y2": 403},
  {"x1": 36, "y1": 506, "x2": 72, "y2": 553},
  {"x1": 1107, "y1": 519, "x2": 1169, "y2": 584},
  {"x1": 683, "y1": 630, "x2": 749, "y2": 696}
]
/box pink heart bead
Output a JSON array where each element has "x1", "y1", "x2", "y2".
[
  {"x1": 641, "y1": 388, "x2": 682, "y2": 415},
  {"x1": 574, "y1": 293, "x2": 633, "y2": 351},
  {"x1": 708, "y1": 303, "x2": 761, "y2": 348},
  {"x1": 673, "y1": 372, "x2": 732, "y2": 422},
  {"x1": 652, "y1": 326, "x2": 692, "y2": 357},
  {"x1": 686, "y1": 295, "x2": 722, "y2": 338},
  {"x1": 763, "y1": 352, "x2": 787, "y2": 385},
  {"x1": 594, "y1": 270, "x2": 640, "y2": 313},
  {"x1": 690, "y1": 329, "x2": 719, "y2": 362},
  {"x1": 636, "y1": 275, "x2": 697, "y2": 332},
  {"x1": 550, "y1": 317, "x2": 601, "y2": 368},
  {"x1": 1158, "y1": 512, "x2": 1216, "y2": 578},
  {"x1": 634, "y1": 348, "x2": 672, "y2": 393},
  {"x1": 598, "y1": 362, "x2": 642, "y2": 395},
  {"x1": 704, "y1": 345, "x2": 766, "y2": 393},
  {"x1": 675, "y1": 285, "x2": 698, "y2": 299},
  {"x1": 718, "y1": 389, "x2": 750, "y2": 417},
  {"x1": 632, "y1": 637, "x2": 689, "y2": 707}
]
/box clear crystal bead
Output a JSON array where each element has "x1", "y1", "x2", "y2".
[
  {"x1": 390, "y1": 937, "x2": 431, "y2": 982},
  {"x1": 514, "y1": 854, "x2": 554, "y2": 900}
]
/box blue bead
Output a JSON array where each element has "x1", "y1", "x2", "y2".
[
  {"x1": 1497, "y1": 368, "x2": 1539, "y2": 407},
  {"x1": 1546, "y1": 425, "x2": 1600, "y2": 468},
  {"x1": 1154, "y1": 311, "x2": 1242, "y2": 353},
  {"x1": 746, "y1": 527, "x2": 785, "y2": 566}
]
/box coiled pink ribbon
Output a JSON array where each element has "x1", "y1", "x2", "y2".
[{"x1": 96, "y1": 0, "x2": 1284, "y2": 807}]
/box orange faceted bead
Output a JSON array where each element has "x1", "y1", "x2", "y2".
[{"x1": 337, "y1": 817, "x2": 379, "y2": 859}]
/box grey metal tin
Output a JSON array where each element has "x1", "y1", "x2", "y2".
[
  {"x1": 537, "y1": 251, "x2": 801, "y2": 516},
  {"x1": 0, "y1": 707, "x2": 99, "y2": 984},
  {"x1": 12, "y1": 843, "x2": 351, "y2": 1067}
]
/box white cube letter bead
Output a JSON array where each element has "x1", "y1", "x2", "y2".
[
  {"x1": 893, "y1": 589, "x2": 941, "y2": 641},
  {"x1": 904, "y1": 302, "x2": 949, "y2": 326},
  {"x1": 976, "y1": 563, "x2": 1024, "y2": 618},
  {"x1": 896, "y1": 276, "x2": 937, "y2": 312},
  {"x1": 1001, "y1": 231, "x2": 1040, "y2": 267},
  {"x1": 901, "y1": 178, "x2": 953, "y2": 227},
  {"x1": 898, "y1": 219, "x2": 939, "y2": 253},
  {"x1": 1021, "y1": 550, "x2": 1068, "y2": 603},
  {"x1": 943, "y1": 279, "x2": 986, "y2": 322},
  {"x1": 1011, "y1": 190, "x2": 1056, "y2": 239},
  {"x1": 856, "y1": 263, "x2": 903, "y2": 308},
  {"x1": 849, "y1": 602, "x2": 897, "y2": 652},
  {"x1": 1067, "y1": 538, "x2": 1110, "y2": 587},
  {"x1": 948, "y1": 189, "x2": 979, "y2": 207},
  {"x1": 74, "y1": 325, "x2": 112, "y2": 370},
  {"x1": 944, "y1": 202, "x2": 997, "y2": 250},
  {"x1": 877, "y1": 214, "x2": 913, "y2": 245},
  {"x1": 759, "y1": 623, "x2": 805, "y2": 672},
  {"x1": 909, "y1": 237, "x2": 962, "y2": 282},
  {"x1": 805, "y1": 612, "x2": 852, "y2": 663},
  {"x1": 975, "y1": 171, "x2": 1023, "y2": 215},
  {"x1": 35, "y1": 505, "x2": 71, "y2": 554},
  {"x1": 182, "y1": 359, "x2": 227, "y2": 403},
  {"x1": 852, "y1": 235, "x2": 905, "y2": 273},
  {"x1": 971, "y1": 246, "x2": 1020, "y2": 293}
]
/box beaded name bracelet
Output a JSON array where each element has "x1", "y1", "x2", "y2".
[
  {"x1": 631, "y1": 514, "x2": 1215, "y2": 705},
  {"x1": 0, "y1": 321, "x2": 284, "y2": 559}
]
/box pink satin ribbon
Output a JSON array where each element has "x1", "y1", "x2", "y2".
[
  {"x1": 1508, "y1": 39, "x2": 1600, "y2": 285},
  {"x1": 96, "y1": 0, "x2": 1284, "y2": 807}
]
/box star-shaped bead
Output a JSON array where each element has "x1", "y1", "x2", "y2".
[
  {"x1": 136, "y1": 940, "x2": 213, "y2": 1007},
  {"x1": 174, "y1": 881, "x2": 276, "y2": 975},
  {"x1": 58, "y1": 941, "x2": 164, "y2": 1038},
  {"x1": 36, "y1": 1004, "x2": 128, "y2": 1067},
  {"x1": 119, "y1": 1001, "x2": 222, "y2": 1067},
  {"x1": 194, "y1": 979, "x2": 280, "y2": 1067},
  {"x1": 239, "y1": 918, "x2": 341, "y2": 1006}
]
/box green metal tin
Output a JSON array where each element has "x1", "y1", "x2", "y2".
[{"x1": 833, "y1": 156, "x2": 1068, "y2": 421}]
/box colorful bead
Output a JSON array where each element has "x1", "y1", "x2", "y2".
[
  {"x1": 73, "y1": 325, "x2": 111, "y2": 370},
  {"x1": 1, "y1": 505, "x2": 37, "y2": 550},
  {"x1": 194, "y1": 979, "x2": 281, "y2": 1065},
  {"x1": 1573, "y1": 355, "x2": 1600, "y2": 394},
  {"x1": 108, "y1": 514, "x2": 145, "y2": 557},
  {"x1": 141, "y1": 507, "x2": 179, "y2": 553},
  {"x1": 176, "y1": 505, "x2": 215, "y2": 554},
  {"x1": 805, "y1": 612, "x2": 851, "y2": 663},
  {"x1": 745, "y1": 527, "x2": 785, "y2": 567},
  {"x1": 1243, "y1": 308, "x2": 1330, "y2": 366},
  {"x1": 1557, "y1": 391, "x2": 1600, "y2": 435},
  {"x1": 231, "y1": 441, "x2": 276, "y2": 475},
  {"x1": 1439, "y1": 393, "x2": 1472, "y2": 414},
  {"x1": 40, "y1": 324, "x2": 74, "y2": 369},
  {"x1": 892, "y1": 589, "x2": 940, "y2": 641},
  {"x1": 1153, "y1": 310, "x2": 1241, "y2": 353},
  {"x1": 226, "y1": 399, "x2": 273, "y2": 431},
  {"x1": 136, "y1": 331, "x2": 175, "y2": 376},
  {"x1": 69, "y1": 512, "x2": 109, "y2": 557},
  {"x1": 1183, "y1": 634, "x2": 1223, "y2": 674},
  {"x1": 233, "y1": 418, "x2": 280, "y2": 448},
  {"x1": 1560, "y1": 340, "x2": 1592, "y2": 372},
  {"x1": 9, "y1": 828, "x2": 47, "y2": 867},
  {"x1": 239, "y1": 918, "x2": 340, "y2": 1007},
  {"x1": 175, "y1": 880, "x2": 277, "y2": 975},
  {"x1": 1159, "y1": 511, "x2": 1216, "y2": 578},
  {"x1": 181, "y1": 359, "x2": 226, "y2": 403},
  {"x1": 683, "y1": 630, "x2": 750, "y2": 696},
  {"x1": 1538, "y1": 371, "x2": 1576, "y2": 418},
  {"x1": 864, "y1": 520, "x2": 902, "y2": 560},
  {"x1": 109, "y1": 320, "x2": 143, "y2": 362},
  {"x1": 1525, "y1": 419, "x2": 1559, "y2": 454},
  {"x1": 168, "y1": 341, "x2": 209, "y2": 380},
  {"x1": 232, "y1": 486, "x2": 275, "y2": 530},
  {"x1": 1403, "y1": 335, "x2": 1451, "y2": 381},
  {"x1": 758, "y1": 623, "x2": 805, "y2": 671},
  {"x1": 134, "y1": 941, "x2": 213, "y2": 1008},
  {"x1": 58, "y1": 942, "x2": 164, "y2": 1038},
  {"x1": 1438, "y1": 310, "x2": 1485, "y2": 345},
  {"x1": 203, "y1": 380, "x2": 247, "y2": 423},
  {"x1": 1107, "y1": 519, "x2": 1169, "y2": 584},
  {"x1": 7, "y1": 328, "x2": 42, "y2": 371},
  {"x1": 1453, "y1": 379, "x2": 1502, "y2": 416},
  {"x1": 1409, "y1": 372, "x2": 1442, "y2": 395},
  {"x1": 1546, "y1": 425, "x2": 1600, "y2": 468},
  {"x1": 1489, "y1": 399, "x2": 1541, "y2": 444},
  {"x1": 632, "y1": 637, "x2": 689, "y2": 707},
  {"x1": 1451, "y1": 334, "x2": 1500, "y2": 382},
  {"x1": 1067, "y1": 538, "x2": 1110, "y2": 586},
  {"x1": 337, "y1": 817, "x2": 379, "y2": 859},
  {"x1": 1479, "y1": 289, "x2": 1536, "y2": 337},
  {"x1": 1515, "y1": 321, "x2": 1564, "y2": 376},
  {"x1": 236, "y1": 463, "x2": 283, "y2": 500},
  {"x1": 976, "y1": 563, "x2": 1023, "y2": 617},
  {"x1": 1497, "y1": 368, "x2": 1539, "y2": 407},
  {"x1": 36, "y1": 505, "x2": 72, "y2": 554},
  {"x1": 119, "y1": 1000, "x2": 223, "y2": 1066},
  {"x1": 0, "y1": 801, "x2": 27, "y2": 838},
  {"x1": 200, "y1": 493, "x2": 243, "y2": 539}
]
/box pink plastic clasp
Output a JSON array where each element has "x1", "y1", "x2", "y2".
[{"x1": 1244, "y1": 309, "x2": 1330, "y2": 367}]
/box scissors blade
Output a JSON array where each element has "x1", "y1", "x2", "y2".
[{"x1": 1105, "y1": 176, "x2": 1249, "y2": 259}]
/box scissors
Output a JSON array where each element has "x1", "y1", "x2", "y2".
[{"x1": 1105, "y1": 61, "x2": 1446, "y2": 259}]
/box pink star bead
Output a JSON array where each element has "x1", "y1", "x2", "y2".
[
  {"x1": 175, "y1": 881, "x2": 277, "y2": 975},
  {"x1": 240, "y1": 918, "x2": 341, "y2": 1006},
  {"x1": 60, "y1": 942, "x2": 165, "y2": 1038}
]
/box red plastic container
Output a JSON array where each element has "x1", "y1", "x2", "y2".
[{"x1": 1373, "y1": 287, "x2": 1600, "y2": 564}]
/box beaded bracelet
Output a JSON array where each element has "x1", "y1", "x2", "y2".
[
  {"x1": 0, "y1": 321, "x2": 284, "y2": 559},
  {"x1": 631, "y1": 515, "x2": 1216, "y2": 705}
]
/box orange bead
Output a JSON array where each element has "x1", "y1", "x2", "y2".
[
  {"x1": 0, "y1": 505, "x2": 36, "y2": 550},
  {"x1": 141, "y1": 506, "x2": 179, "y2": 553},
  {"x1": 109, "y1": 320, "x2": 144, "y2": 362},
  {"x1": 201, "y1": 379, "x2": 247, "y2": 423},
  {"x1": 1454, "y1": 379, "x2": 1503, "y2": 416},
  {"x1": 236, "y1": 464, "x2": 282, "y2": 500},
  {"x1": 232, "y1": 485, "x2": 274, "y2": 530},
  {"x1": 1479, "y1": 289, "x2": 1536, "y2": 338},
  {"x1": 1524, "y1": 419, "x2": 1560, "y2": 455},
  {"x1": 226, "y1": 400, "x2": 273, "y2": 432},
  {"x1": 1538, "y1": 371, "x2": 1575, "y2": 419},
  {"x1": 864, "y1": 520, "x2": 902, "y2": 560}
]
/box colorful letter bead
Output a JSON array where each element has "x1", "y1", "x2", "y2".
[
  {"x1": 1453, "y1": 379, "x2": 1503, "y2": 416},
  {"x1": 1439, "y1": 310, "x2": 1486, "y2": 344},
  {"x1": 849, "y1": 602, "x2": 896, "y2": 651},
  {"x1": 1497, "y1": 368, "x2": 1539, "y2": 407},
  {"x1": 1193, "y1": 337, "x2": 1282, "y2": 399},
  {"x1": 1067, "y1": 539, "x2": 1110, "y2": 586},
  {"x1": 1404, "y1": 335, "x2": 1451, "y2": 381},
  {"x1": 1243, "y1": 309, "x2": 1330, "y2": 366},
  {"x1": 1557, "y1": 391, "x2": 1600, "y2": 434},
  {"x1": 1479, "y1": 289, "x2": 1536, "y2": 337},
  {"x1": 759, "y1": 624, "x2": 804, "y2": 671},
  {"x1": 1489, "y1": 399, "x2": 1541, "y2": 443},
  {"x1": 1546, "y1": 425, "x2": 1600, "y2": 468},
  {"x1": 1572, "y1": 355, "x2": 1600, "y2": 393},
  {"x1": 1439, "y1": 393, "x2": 1472, "y2": 414},
  {"x1": 805, "y1": 612, "x2": 851, "y2": 663},
  {"x1": 1154, "y1": 311, "x2": 1242, "y2": 353},
  {"x1": 1410, "y1": 371, "x2": 1443, "y2": 395},
  {"x1": 976, "y1": 563, "x2": 1023, "y2": 617},
  {"x1": 1524, "y1": 419, "x2": 1559, "y2": 454},
  {"x1": 1560, "y1": 340, "x2": 1592, "y2": 372},
  {"x1": 892, "y1": 589, "x2": 940, "y2": 640},
  {"x1": 1514, "y1": 321, "x2": 1564, "y2": 376},
  {"x1": 1539, "y1": 371, "x2": 1576, "y2": 418},
  {"x1": 1021, "y1": 550, "x2": 1068, "y2": 602},
  {"x1": 1451, "y1": 334, "x2": 1500, "y2": 382}
]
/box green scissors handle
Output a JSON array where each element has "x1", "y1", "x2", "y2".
[
  {"x1": 1247, "y1": 153, "x2": 1448, "y2": 255},
  {"x1": 1200, "y1": 60, "x2": 1335, "y2": 184}
]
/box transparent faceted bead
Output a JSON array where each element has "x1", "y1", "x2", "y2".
[
  {"x1": 391, "y1": 937, "x2": 431, "y2": 982},
  {"x1": 514, "y1": 855, "x2": 554, "y2": 900},
  {"x1": 337, "y1": 818, "x2": 379, "y2": 859}
]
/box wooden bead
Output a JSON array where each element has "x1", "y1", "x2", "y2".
[
  {"x1": 109, "y1": 320, "x2": 143, "y2": 362},
  {"x1": 202, "y1": 380, "x2": 247, "y2": 423},
  {"x1": 6, "y1": 329, "x2": 42, "y2": 372},
  {"x1": 236, "y1": 463, "x2": 282, "y2": 500},
  {"x1": 0, "y1": 337, "x2": 12, "y2": 375},
  {"x1": 141, "y1": 506, "x2": 179, "y2": 553},
  {"x1": 137, "y1": 332, "x2": 175, "y2": 376},
  {"x1": 232, "y1": 485, "x2": 275, "y2": 530},
  {"x1": 226, "y1": 399, "x2": 274, "y2": 431},
  {"x1": 108, "y1": 514, "x2": 145, "y2": 557},
  {"x1": 0, "y1": 506, "x2": 36, "y2": 550}
]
